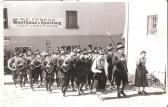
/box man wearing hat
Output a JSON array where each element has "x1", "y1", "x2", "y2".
[
  {"x1": 55, "y1": 49, "x2": 65, "y2": 88},
  {"x1": 60, "y1": 51, "x2": 77, "y2": 93},
  {"x1": 36, "y1": 51, "x2": 43, "y2": 87},
  {"x1": 15, "y1": 52, "x2": 28, "y2": 88},
  {"x1": 41, "y1": 52, "x2": 55, "y2": 93},
  {"x1": 70, "y1": 48, "x2": 80, "y2": 91},
  {"x1": 105, "y1": 45, "x2": 115, "y2": 90},
  {"x1": 82, "y1": 50, "x2": 94, "y2": 91},
  {"x1": 56, "y1": 49, "x2": 69, "y2": 96},
  {"x1": 50, "y1": 50, "x2": 60, "y2": 88},
  {"x1": 113, "y1": 43, "x2": 128, "y2": 98},
  {"x1": 67, "y1": 51, "x2": 77, "y2": 91},
  {"x1": 8, "y1": 52, "x2": 20, "y2": 87},
  {"x1": 26, "y1": 51, "x2": 35, "y2": 90},
  {"x1": 30, "y1": 51, "x2": 43, "y2": 88},
  {"x1": 74, "y1": 49, "x2": 89, "y2": 95},
  {"x1": 85, "y1": 49, "x2": 95, "y2": 93},
  {"x1": 91, "y1": 50, "x2": 107, "y2": 100}
]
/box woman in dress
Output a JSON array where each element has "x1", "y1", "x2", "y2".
[{"x1": 135, "y1": 50, "x2": 148, "y2": 95}]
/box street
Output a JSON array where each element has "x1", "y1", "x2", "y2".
[{"x1": 3, "y1": 75, "x2": 168, "y2": 107}]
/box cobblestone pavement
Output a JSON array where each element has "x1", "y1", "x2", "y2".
[{"x1": 2, "y1": 75, "x2": 168, "y2": 107}]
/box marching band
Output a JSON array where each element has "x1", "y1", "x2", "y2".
[{"x1": 7, "y1": 43, "x2": 129, "y2": 99}]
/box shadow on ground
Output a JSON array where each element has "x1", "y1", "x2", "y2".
[{"x1": 103, "y1": 91, "x2": 166, "y2": 101}]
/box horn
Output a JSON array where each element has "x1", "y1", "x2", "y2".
[
  {"x1": 8, "y1": 59, "x2": 16, "y2": 71},
  {"x1": 15, "y1": 58, "x2": 26, "y2": 71}
]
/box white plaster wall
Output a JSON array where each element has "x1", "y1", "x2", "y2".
[{"x1": 127, "y1": 0, "x2": 167, "y2": 84}]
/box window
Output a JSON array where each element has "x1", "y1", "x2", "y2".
[
  {"x1": 66, "y1": 11, "x2": 78, "y2": 29},
  {"x1": 3, "y1": 8, "x2": 8, "y2": 29},
  {"x1": 147, "y1": 15, "x2": 158, "y2": 35}
]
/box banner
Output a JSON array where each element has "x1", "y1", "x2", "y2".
[{"x1": 11, "y1": 17, "x2": 64, "y2": 28}]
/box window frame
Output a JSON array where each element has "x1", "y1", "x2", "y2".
[
  {"x1": 66, "y1": 10, "x2": 79, "y2": 29},
  {"x1": 147, "y1": 15, "x2": 158, "y2": 36}
]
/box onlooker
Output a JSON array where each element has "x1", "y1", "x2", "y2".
[{"x1": 135, "y1": 50, "x2": 148, "y2": 95}]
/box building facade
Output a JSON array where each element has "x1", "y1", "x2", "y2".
[
  {"x1": 3, "y1": 2, "x2": 125, "y2": 52},
  {"x1": 126, "y1": 0, "x2": 167, "y2": 85}
]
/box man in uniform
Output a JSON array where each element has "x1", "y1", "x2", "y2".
[
  {"x1": 105, "y1": 44, "x2": 115, "y2": 90},
  {"x1": 42, "y1": 52, "x2": 55, "y2": 93},
  {"x1": 53, "y1": 48, "x2": 61, "y2": 87},
  {"x1": 8, "y1": 53, "x2": 19, "y2": 87},
  {"x1": 113, "y1": 44, "x2": 129, "y2": 98},
  {"x1": 29, "y1": 51, "x2": 42, "y2": 88},
  {"x1": 74, "y1": 49, "x2": 88, "y2": 95},
  {"x1": 67, "y1": 51, "x2": 77, "y2": 91},
  {"x1": 16, "y1": 52, "x2": 28, "y2": 88},
  {"x1": 26, "y1": 51, "x2": 34, "y2": 90},
  {"x1": 83, "y1": 49, "x2": 94, "y2": 92},
  {"x1": 87, "y1": 49, "x2": 95, "y2": 93},
  {"x1": 56, "y1": 49, "x2": 68, "y2": 96}
]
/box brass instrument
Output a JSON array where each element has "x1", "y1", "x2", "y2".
[
  {"x1": 30, "y1": 59, "x2": 41, "y2": 70},
  {"x1": 8, "y1": 57, "x2": 17, "y2": 71},
  {"x1": 43, "y1": 59, "x2": 54, "y2": 73},
  {"x1": 15, "y1": 57, "x2": 27, "y2": 71},
  {"x1": 62, "y1": 56, "x2": 70, "y2": 72}
]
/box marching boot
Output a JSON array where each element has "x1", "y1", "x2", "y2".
[
  {"x1": 77, "y1": 87, "x2": 82, "y2": 95},
  {"x1": 56, "y1": 78, "x2": 60, "y2": 87},
  {"x1": 84, "y1": 83, "x2": 88, "y2": 89},
  {"x1": 49, "y1": 88, "x2": 52, "y2": 94},
  {"x1": 80, "y1": 83, "x2": 85, "y2": 94},
  {"x1": 138, "y1": 91, "x2": 142, "y2": 95},
  {"x1": 89, "y1": 84, "x2": 93, "y2": 93},
  {"x1": 46, "y1": 83, "x2": 49, "y2": 91},
  {"x1": 19, "y1": 82, "x2": 23, "y2": 88},
  {"x1": 142, "y1": 90, "x2": 148, "y2": 95},
  {"x1": 97, "y1": 92, "x2": 100, "y2": 98},
  {"x1": 120, "y1": 84, "x2": 127, "y2": 97},
  {"x1": 49, "y1": 82, "x2": 52, "y2": 93},
  {"x1": 78, "y1": 91, "x2": 81, "y2": 95},
  {"x1": 117, "y1": 93, "x2": 122, "y2": 98},
  {"x1": 71, "y1": 82, "x2": 76, "y2": 91},
  {"x1": 62, "y1": 88, "x2": 66, "y2": 96},
  {"x1": 30, "y1": 80, "x2": 34, "y2": 90},
  {"x1": 40, "y1": 82, "x2": 43, "y2": 87},
  {"x1": 80, "y1": 89, "x2": 84, "y2": 95},
  {"x1": 97, "y1": 92, "x2": 103, "y2": 100},
  {"x1": 117, "y1": 85, "x2": 121, "y2": 98},
  {"x1": 120, "y1": 90, "x2": 127, "y2": 97},
  {"x1": 23, "y1": 79, "x2": 27, "y2": 88},
  {"x1": 62, "y1": 85, "x2": 67, "y2": 96},
  {"x1": 14, "y1": 80, "x2": 18, "y2": 88}
]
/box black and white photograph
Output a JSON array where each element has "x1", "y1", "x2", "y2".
[{"x1": 2, "y1": 0, "x2": 168, "y2": 107}]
